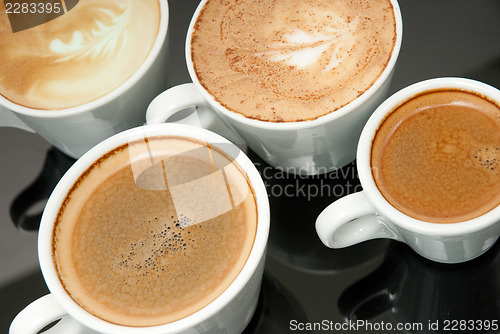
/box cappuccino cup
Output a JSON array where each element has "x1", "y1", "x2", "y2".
[
  {"x1": 9, "y1": 123, "x2": 270, "y2": 334},
  {"x1": 316, "y1": 78, "x2": 500, "y2": 263},
  {"x1": 0, "y1": 0, "x2": 169, "y2": 159},
  {"x1": 146, "y1": 0, "x2": 403, "y2": 175}
]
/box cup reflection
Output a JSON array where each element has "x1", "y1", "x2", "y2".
[{"x1": 339, "y1": 241, "x2": 500, "y2": 334}]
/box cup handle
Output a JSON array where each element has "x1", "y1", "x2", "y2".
[
  {"x1": 146, "y1": 83, "x2": 246, "y2": 148},
  {"x1": 9, "y1": 294, "x2": 68, "y2": 334},
  {"x1": 316, "y1": 191, "x2": 403, "y2": 248},
  {"x1": 0, "y1": 105, "x2": 34, "y2": 132}
]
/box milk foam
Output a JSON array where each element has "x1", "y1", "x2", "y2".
[
  {"x1": 49, "y1": 5, "x2": 130, "y2": 62},
  {"x1": 0, "y1": 0, "x2": 160, "y2": 109},
  {"x1": 192, "y1": 0, "x2": 396, "y2": 122},
  {"x1": 263, "y1": 15, "x2": 359, "y2": 71}
]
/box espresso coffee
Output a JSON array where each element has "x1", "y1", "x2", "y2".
[
  {"x1": 52, "y1": 136, "x2": 258, "y2": 326},
  {"x1": 371, "y1": 89, "x2": 500, "y2": 223},
  {"x1": 0, "y1": 0, "x2": 160, "y2": 109},
  {"x1": 191, "y1": 0, "x2": 397, "y2": 122}
]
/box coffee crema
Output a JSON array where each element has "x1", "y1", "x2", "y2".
[
  {"x1": 52, "y1": 136, "x2": 257, "y2": 326},
  {"x1": 0, "y1": 0, "x2": 160, "y2": 110},
  {"x1": 371, "y1": 89, "x2": 500, "y2": 223},
  {"x1": 191, "y1": 0, "x2": 397, "y2": 122}
]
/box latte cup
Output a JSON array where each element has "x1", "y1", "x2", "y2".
[
  {"x1": 316, "y1": 78, "x2": 500, "y2": 263},
  {"x1": 9, "y1": 123, "x2": 270, "y2": 334},
  {"x1": 146, "y1": 0, "x2": 403, "y2": 175},
  {"x1": 0, "y1": 0, "x2": 169, "y2": 159}
]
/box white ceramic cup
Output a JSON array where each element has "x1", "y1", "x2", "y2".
[
  {"x1": 9, "y1": 123, "x2": 270, "y2": 334},
  {"x1": 146, "y1": 0, "x2": 403, "y2": 175},
  {"x1": 316, "y1": 77, "x2": 500, "y2": 264},
  {"x1": 0, "y1": 0, "x2": 169, "y2": 159}
]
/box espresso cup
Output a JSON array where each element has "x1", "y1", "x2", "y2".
[
  {"x1": 0, "y1": 0, "x2": 169, "y2": 159},
  {"x1": 316, "y1": 77, "x2": 500, "y2": 263},
  {"x1": 146, "y1": 0, "x2": 403, "y2": 175},
  {"x1": 9, "y1": 123, "x2": 270, "y2": 334}
]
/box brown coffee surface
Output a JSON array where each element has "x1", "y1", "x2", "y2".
[
  {"x1": 371, "y1": 89, "x2": 500, "y2": 223},
  {"x1": 53, "y1": 137, "x2": 257, "y2": 326},
  {"x1": 0, "y1": 0, "x2": 160, "y2": 110},
  {"x1": 191, "y1": 0, "x2": 397, "y2": 122}
]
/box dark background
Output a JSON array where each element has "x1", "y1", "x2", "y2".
[{"x1": 1, "y1": 0, "x2": 500, "y2": 333}]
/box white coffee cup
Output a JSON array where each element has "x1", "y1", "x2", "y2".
[
  {"x1": 0, "y1": 0, "x2": 169, "y2": 159},
  {"x1": 9, "y1": 123, "x2": 270, "y2": 334},
  {"x1": 146, "y1": 0, "x2": 403, "y2": 175},
  {"x1": 316, "y1": 77, "x2": 500, "y2": 263}
]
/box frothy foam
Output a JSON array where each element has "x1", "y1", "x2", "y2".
[
  {"x1": 371, "y1": 89, "x2": 500, "y2": 223},
  {"x1": 191, "y1": 0, "x2": 397, "y2": 122},
  {"x1": 52, "y1": 137, "x2": 257, "y2": 326},
  {"x1": 0, "y1": 0, "x2": 160, "y2": 109}
]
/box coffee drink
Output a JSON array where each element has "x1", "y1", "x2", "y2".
[
  {"x1": 0, "y1": 0, "x2": 160, "y2": 110},
  {"x1": 191, "y1": 0, "x2": 397, "y2": 122},
  {"x1": 371, "y1": 89, "x2": 500, "y2": 223},
  {"x1": 52, "y1": 136, "x2": 258, "y2": 326}
]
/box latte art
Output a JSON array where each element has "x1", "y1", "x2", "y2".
[
  {"x1": 192, "y1": 0, "x2": 397, "y2": 122},
  {"x1": 261, "y1": 15, "x2": 359, "y2": 71},
  {"x1": 49, "y1": 4, "x2": 130, "y2": 63},
  {"x1": 0, "y1": 0, "x2": 160, "y2": 110}
]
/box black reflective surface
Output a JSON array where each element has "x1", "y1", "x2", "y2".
[
  {"x1": 1, "y1": 0, "x2": 500, "y2": 333},
  {"x1": 339, "y1": 242, "x2": 500, "y2": 334}
]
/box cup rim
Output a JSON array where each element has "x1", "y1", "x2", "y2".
[
  {"x1": 0, "y1": 0, "x2": 169, "y2": 118},
  {"x1": 357, "y1": 77, "x2": 500, "y2": 236},
  {"x1": 185, "y1": 0, "x2": 403, "y2": 130},
  {"x1": 38, "y1": 123, "x2": 270, "y2": 334}
]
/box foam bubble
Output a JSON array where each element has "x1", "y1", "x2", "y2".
[
  {"x1": 474, "y1": 147, "x2": 499, "y2": 175},
  {"x1": 116, "y1": 217, "x2": 192, "y2": 276}
]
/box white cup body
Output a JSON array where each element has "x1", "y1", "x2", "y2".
[
  {"x1": 0, "y1": 0, "x2": 170, "y2": 159},
  {"x1": 316, "y1": 78, "x2": 500, "y2": 263},
  {"x1": 10, "y1": 123, "x2": 270, "y2": 334},
  {"x1": 146, "y1": 0, "x2": 403, "y2": 175}
]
